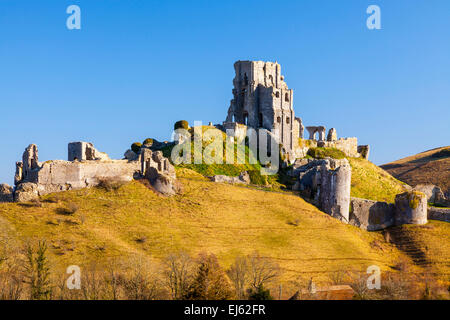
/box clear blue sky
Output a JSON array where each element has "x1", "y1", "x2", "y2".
[{"x1": 1, "y1": 0, "x2": 449, "y2": 184}]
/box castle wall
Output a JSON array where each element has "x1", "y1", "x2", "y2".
[
  {"x1": 11, "y1": 143, "x2": 178, "y2": 201},
  {"x1": 27, "y1": 160, "x2": 141, "y2": 196},
  {"x1": 323, "y1": 138, "x2": 359, "y2": 158},
  {"x1": 319, "y1": 159, "x2": 352, "y2": 222},
  {"x1": 428, "y1": 207, "x2": 450, "y2": 222},
  {"x1": 349, "y1": 197, "x2": 395, "y2": 231},
  {"x1": 395, "y1": 191, "x2": 428, "y2": 225}
]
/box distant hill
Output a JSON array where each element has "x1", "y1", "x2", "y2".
[{"x1": 381, "y1": 147, "x2": 450, "y2": 194}]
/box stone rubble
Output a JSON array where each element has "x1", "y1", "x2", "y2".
[{"x1": 210, "y1": 171, "x2": 250, "y2": 185}]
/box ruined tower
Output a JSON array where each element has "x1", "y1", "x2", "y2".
[{"x1": 224, "y1": 61, "x2": 300, "y2": 154}]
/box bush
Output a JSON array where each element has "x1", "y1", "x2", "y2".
[
  {"x1": 56, "y1": 203, "x2": 79, "y2": 215},
  {"x1": 97, "y1": 177, "x2": 127, "y2": 192},
  {"x1": 307, "y1": 147, "x2": 346, "y2": 159},
  {"x1": 248, "y1": 170, "x2": 268, "y2": 185},
  {"x1": 183, "y1": 253, "x2": 233, "y2": 300},
  {"x1": 143, "y1": 138, "x2": 154, "y2": 146},
  {"x1": 248, "y1": 284, "x2": 273, "y2": 300},
  {"x1": 131, "y1": 142, "x2": 142, "y2": 154},
  {"x1": 174, "y1": 120, "x2": 189, "y2": 130}
]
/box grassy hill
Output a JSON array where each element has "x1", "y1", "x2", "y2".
[
  {"x1": 381, "y1": 146, "x2": 450, "y2": 193},
  {"x1": 159, "y1": 127, "x2": 408, "y2": 203},
  {"x1": 1, "y1": 168, "x2": 448, "y2": 298},
  {"x1": 349, "y1": 157, "x2": 407, "y2": 203}
]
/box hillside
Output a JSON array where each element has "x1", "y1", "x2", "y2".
[
  {"x1": 159, "y1": 129, "x2": 408, "y2": 203},
  {"x1": 381, "y1": 146, "x2": 450, "y2": 193},
  {"x1": 348, "y1": 157, "x2": 407, "y2": 203},
  {"x1": 1, "y1": 168, "x2": 448, "y2": 298}
]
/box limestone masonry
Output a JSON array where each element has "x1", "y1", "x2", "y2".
[
  {"x1": 8, "y1": 141, "x2": 177, "y2": 202},
  {"x1": 222, "y1": 60, "x2": 369, "y2": 161}
]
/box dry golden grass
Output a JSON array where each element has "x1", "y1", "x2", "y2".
[{"x1": 0, "y1": 168, "x2": 448, "y2": 288}]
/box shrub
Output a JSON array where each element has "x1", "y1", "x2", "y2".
[
  {"x1": 307, "y1": 147, "x2": 346, "y2": 159},
  {"x1": 97, "y1": 177, "x2": 127, "y2": 192},
  {"x1": 248, "y1": 170, "x2": 268, "y2": 185},
  {"x1": 183, "y1": 253, "x2": 233, "y2": 300},
  {"x1": 23, "y1": 241, "x2": 52, "y2": 300},
  {"x1": 131, "y1": 142, "x2": 142, "y2": 154},
  {"x1": 143, "y1": 138, "x2": 154, "y2": 146},
  {"x1": 56, "y1": 203, "x2": 79, "y2": 215},
  {"x1": 248, "y1": 284, "x2": 273, "y2": 300},
  {"x1": 174, "y1": 120, "x2": 189, "y2": 130}
]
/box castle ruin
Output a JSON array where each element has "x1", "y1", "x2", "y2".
[
  {"x1": 8, "y1": 142, "x2": 177, "y2": 202},
  {"x1": 0, "y1": 60, "x2": 437, "y2": 230},
  {"x1": 223, "y1": 61, "x2": 369, "y2": 161}
]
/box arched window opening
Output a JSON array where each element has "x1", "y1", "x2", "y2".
[
  {"x1": 276, "y1": 116, "x2": 281, "y2": 124},
  {"x1": 243, "y1": 112, "x2": 249, "y2": 126},
  {"x1": 243, "y1": 73, "x2": 248, "y2": 86},
  {"x1": 285, "y1": 93, "x2": 290, "y2": 102},
  {"x1": 275, "y1": 91, "x2": 280, "y2": 98},
  {"x1": 286, "y1": 117, "x2": 290, "y2": 124}
]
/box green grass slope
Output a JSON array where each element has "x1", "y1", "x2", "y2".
[{"x1": 349, "y1": 158, "x2": 407, "y2": 203}]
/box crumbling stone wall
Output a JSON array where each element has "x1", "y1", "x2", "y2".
[
  {"x1": 357, "y1": 145, "x2": 370, "y2": 160},
  {"x1": 68, "y1": 142, "x2": 110, "y2": 161},
  {"x1": 302, "y1": 128, "x2": 364, "y2": 158},
  {"x1": 0, "y1": 184, "x2": 14, "y2": 202},
  {"x1": 414, "y1": 184, "x2": 448, "y2": 206},
  {"x1": 10, "y1": 142, "x2": 177, "y2": 202},
  {"x1": 349, "y1": 197, "x2": 395, "y2": 231},
  {"x1": 291, "y1": 158, "x2": 351, "y2": 222},
  {"x1": 395, "y1": 191, "x2": 428, "y2": 225},
  {"x1": 428, "y1": 207, "x2": 450, "y2": 223},
  {"x1": 318, "y1": 159, "x2": 352, "y2": 222},
  {"x1": 291, "y1": 159, "x2": 437, "y2": 230}
]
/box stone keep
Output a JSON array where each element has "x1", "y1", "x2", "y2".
[{"x1": 224, "y1": 61, "x2": 299, "y2": 154}]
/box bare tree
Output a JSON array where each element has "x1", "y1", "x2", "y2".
[
  {"x1": 104, "y1": 258, "x2": 122, "y2": 300},
  {"x1": 348, "y1": 270, "x2": 370, "y2": 300},
  {"x1": 227, "y1": 255, "x2": 250, "y2": 299},
  {"x1": 163, "y1": 251, "x2": 194, "y2": 300},
  {"x1": 121, "y1": 255, "x2": 162, "y2": 300},
  {"x1": 0, "y1": 266, "x2": 23, "y2": 300},
  {"x1": 328, "y1": 268, "x2": 348, "y2": 285},
  {"x1": 247, "y1": 252, "x2": 280, "y2": 290},
  {"x1": 81, "y1": 262, "x2": 105, "y2": 300}
]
